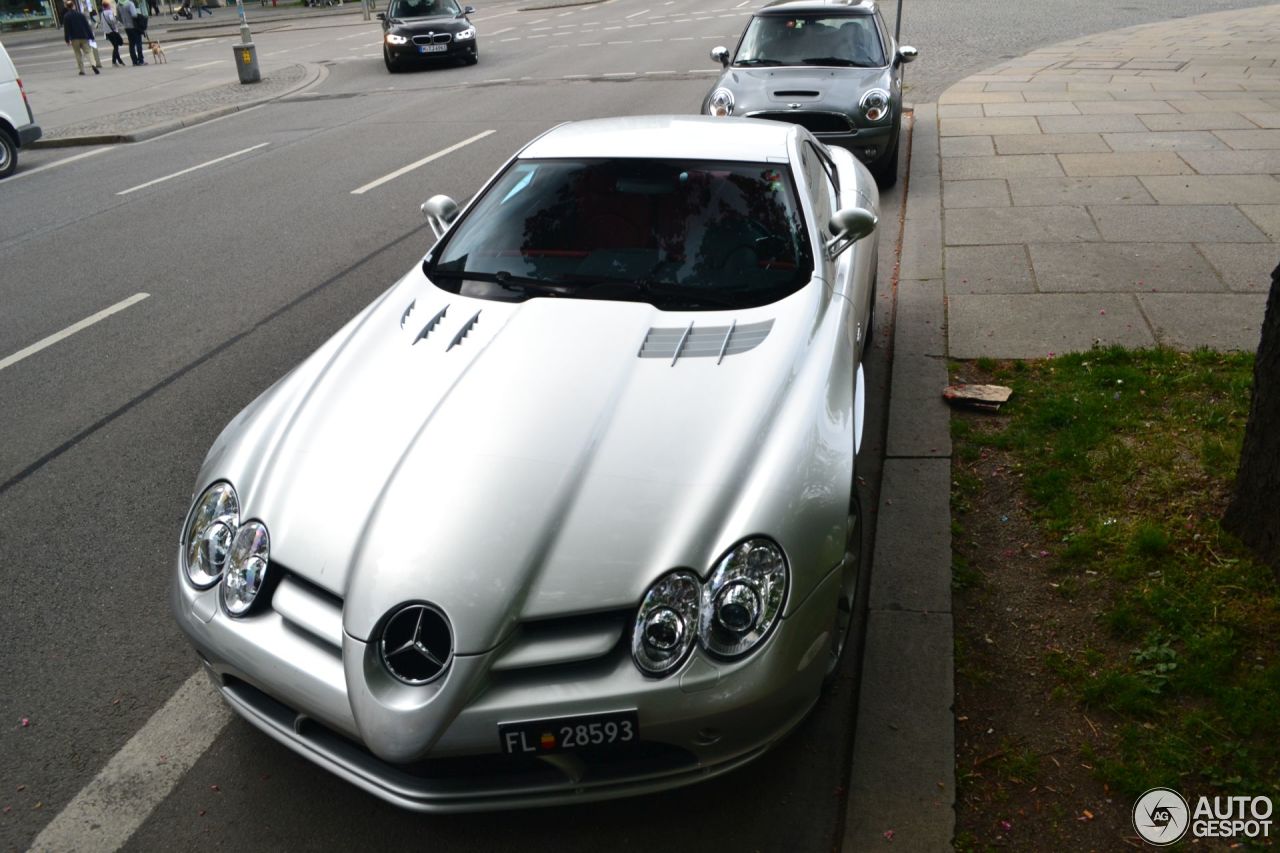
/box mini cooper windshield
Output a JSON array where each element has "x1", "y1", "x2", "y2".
[
  {"x1": 734, "y1": 15, "x2": 885, "y2": 68},
  {"x1": 428, "y1": 158, "x2": 814, "y2": 311}
]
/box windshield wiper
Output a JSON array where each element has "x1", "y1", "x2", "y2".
[
  {"x1": 572, "y1": 277, "x2": 744, "y2": 309},
  {"x1": 428, "y1": 268, "x2": 567, "y2": 297},
  {"x1": 733, "y1": 58, "x2": 784, "y2": 67}
]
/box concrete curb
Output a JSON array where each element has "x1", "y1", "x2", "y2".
[
  {"x1": 28, "y1": 61, "x2": 325, "y2": 148},
  {"x1": 843, "y1": 104, "x2": 956, "y2": 852}
]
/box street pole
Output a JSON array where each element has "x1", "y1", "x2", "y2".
[
  {"x1": 362, "y1": 0, "x2": 369, "y2": 22},
  {"x1": 236, "y1": 0, "x2": 250, "y2": 43},
  {"x1": 894, "y1": 0, "x2": 903, "y2": 42}
]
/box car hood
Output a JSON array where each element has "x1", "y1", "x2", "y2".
[
  {"x1": 712, "y1": 66, "x2": 893, "y2": 116},
  {"x1": 204, "y1": 268, "x2": 823, "y2": 654},
  {"x1": 386, "y1": 14, "x2": 470, "y2": 32}
]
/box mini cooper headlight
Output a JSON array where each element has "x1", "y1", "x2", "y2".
[
  {"x1": 182, "y1": 482, "x2": 239, "y2": 590},
  {"x1": 385, "y1": 33, "x2": 408, "y2": 45},
  {"x1": 708, "y1": 88, "x2": 734, "y2": 117},
  {"x1": 454, "y1": 26, "x2": 475, "y2": 40},
  {"x1": 632, "y1": 571, "x2": 701, "y2": 676},
  {"x1": 222, "y1": 520, "x2": 269, "y2": 617},
  {"x1": 699, "y1": 538, "x2": 788, "y2": 658},
  {"x1": 860, "y1": 88, "x2": 891, "y2": 123}
]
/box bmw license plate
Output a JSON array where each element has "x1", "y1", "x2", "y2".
[
  {"x1": 499, "y1": 710, "x2": 639, "y2": 755},
  {"x1": 419, "y1": 44, "x2": 447, "y2": 53}
]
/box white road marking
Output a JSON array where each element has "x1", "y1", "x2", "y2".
[
  {"x1": 501, "y1": 36, "x2": 519, "y2": 41},
  {"x1": 607, "y1": 40, "x2": 632, "y2": 44},
  {"x1": 579, "y1": 42, "x2": 600, "y2": 46},
  {"x1": 688, "y1": 68, "x2": 718, "y2": 73},
  {"x1": 488, "y1": 25, "x2": 513, "y2": 35},
  {"x1": 188, "y1": 60, "x2": 226, "y2": 68},
  {"x1": 625, "y1": 7, "x2": 649, "y2": 17},
  {"x1": 564, "y1": 73, "x2": 588, "y2": 78},
  {"x1": 117, "y1": 142, "x2": 269, "y2": 196},
  {"x1": 0, "y1": 293, "x2": 149, "y2": 373},
  {"x1": 5, "y1": 146, "x2": 114, "y2": 182},
  {"x1": 644, "y1": 69, "x2": 675, "y2": 74},
  {"x1": 603, "y1": 71, "x2": 635, "y2": 76},
  {"x1": 736, "y1": 0, "x2": 750, "y2": 5},
  {"x1": 27, "y1": 672, "x2": 231, "y2": 853},
  {"x1": 351, "y1": 130, "x2": 495, "y2": 195}
]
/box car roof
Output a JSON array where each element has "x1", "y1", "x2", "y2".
[
  {"x1": 757, "y1": 0, "x2": 877, "y2": 15},
  {"x1": 519, "y1": 116, "x2": 796, "y2": 162}
]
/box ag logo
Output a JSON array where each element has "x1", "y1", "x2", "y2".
[{"x1": 1134, "y1": 787, "x2": 1190, "y2": 845}]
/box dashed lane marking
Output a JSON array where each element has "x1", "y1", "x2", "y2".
[
  {"x1": 0, "y1": 292, "x2": 150, "y2": 373},
  {"x1": 117, "y1": 142, "x2": 269, "y2": 196},
  {"x1": 351, "y1": 130, "x2": 495, "y2": 195}
]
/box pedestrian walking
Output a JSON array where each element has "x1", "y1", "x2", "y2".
[
  {"x1": 119, "y1": 0, "x2": 146, "y2": 65},
  {"x1": 100, "y1": 0, "x2": 125, "y2": 67},
  {"x1": 62, "y1": 0, "x2": 101, "y2": 75}
]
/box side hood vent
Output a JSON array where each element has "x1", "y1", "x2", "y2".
[
  {"x1": 638, "y1": 320, "x2": 774, "y2": 364},
  {"x1": 774, "y1": 90, "x2": 820, "y2": 97},
  {"x1": 412, "y1": 305, "x2": 449, "y2": 345},
  {"x1": 447, "y1": 310, "x2": 482, "y2": 352}
]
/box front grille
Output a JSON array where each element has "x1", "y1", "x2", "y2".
[
  {"x1": 412, "y1": 32, "x2": 453, "y2": 45},
  {"x1": 271, "y1": 570, "x2": 344, "y2": 653},
  {"x1": 747, "y1": 110, "x2": 854, "y2": 134}
]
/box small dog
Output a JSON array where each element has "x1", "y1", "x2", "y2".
[{"x1": 148, "y1": 39, "x2": 167, "y2": 63}]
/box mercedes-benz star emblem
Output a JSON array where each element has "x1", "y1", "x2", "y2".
[{"x1": 380, "y1": 604, "x2": 453, "y2": 685}]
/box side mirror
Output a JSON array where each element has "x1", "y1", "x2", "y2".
[
  {"x1": 376, "y1": 11, "x2": 384, "y2": 18},
  {"x1": 422, "y1": 194, "x2": 459, "y2": 238},
  {"x1": 710, "y1": 45, "x2": 729, "y2": 67},
  {"x1": 826, "y1": 206, "x2": 877, "y2": 258},
  {"x1": 896, "y1": 45, "x2": 918, "y2": 65},
  {"x1": 463, "y1": 4, "x2": 474, "y2": 12}
]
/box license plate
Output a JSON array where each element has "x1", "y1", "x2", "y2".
[
  {"x1": 499, "y1": 710, "x2": 639, "y2": 755},
  {"x1": 419, "y1": 44, "x2": 447, "y2": 53}
]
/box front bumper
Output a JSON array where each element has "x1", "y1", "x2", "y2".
[
  {"x1": 171, "y1": 564, "x2": 839, "y2": 812},
  {"x1": 385, "y1": 38, "x2": 476, "y2": 62}
]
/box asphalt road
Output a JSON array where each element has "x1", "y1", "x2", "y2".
[{"x1": 0, "y1": 0, "x2": 1274, "y2": 850}]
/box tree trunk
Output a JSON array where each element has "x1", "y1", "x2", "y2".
[{"x1": 1223, "y1": 261, "x2": 1280, "y2": 578}]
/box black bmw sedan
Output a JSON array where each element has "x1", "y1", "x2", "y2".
[{"x1": 379, "y1": 0, "x2": 478, "y2": 72}]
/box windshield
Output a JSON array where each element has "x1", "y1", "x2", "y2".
[
  {"x1": 428, "y1": 158, "x2": 814, "y2": 311},
  {"x1": 734, "y1": 14, "x2": 885, "y2": 67},
  {"x1": 388, "y1": 0, "x2": 458, "y2": 18}
]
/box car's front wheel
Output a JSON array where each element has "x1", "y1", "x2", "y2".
[
  {"x1": 383, "y1": 46, "x2": 401, "y2": 73},
  {"x1": 0, "y1": 130, "x2": 17, "y2": 180},
  {"x1": 463, "y1": 45, "x2": 479, "y2": 65},
  {"x1": 825, "y1": 490, "x2": 864, "y2": 685}
]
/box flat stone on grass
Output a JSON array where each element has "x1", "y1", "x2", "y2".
[
  {"x1": 1090, "y1": 204, "x2": 1270, "y2": 242},
  {"x1": 948, "y1": 293, "x2": 1154, "y2": 358},
  {"x1": 945, "y1": 206, "x2": 1100, "y2": 245},
  {"x1": 1137, "y1": 293, "x2": 1268, "y2": 350},
  {"x1": 945, "y1": 245, "x2": 1036, "y2": 294},
  {"x1": 1029, "y1": 243, "x2": 1224, "y2": 291}
]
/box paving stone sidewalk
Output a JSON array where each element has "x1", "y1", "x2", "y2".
[
  {"x1": 33, "y1": 63, "x2": 315, "y2": 145},
  {"x1": 935, "y1": 4, "x2": 1280, "y2": 359}
]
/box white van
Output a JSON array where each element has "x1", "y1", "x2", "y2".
[{"x1": 0, "y1": 39, "x2": 42, "y2": 179}]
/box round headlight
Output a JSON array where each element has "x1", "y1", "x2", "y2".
[
  {"x1": 860, "y1": 88, "x2": 891, "y2": 123},
  {"x1": 222, "y1": 520, "x2": 269, "y2": 617},
  {"x1": 632, "y1": 571, "x2": 700, "y2": 676},
  {"x1": 385, "y1": 33, "x2": 408, "y2": 45},
  {"x1": 708, "y1": 88, "x2": 734, "y2": 117},
  {"x1": 454, "y1": 26, "x2": 475, "y2": 40},
  {"x1": 182, "y1": 482, "x2": 239, "y2": 589},
  {"x1": 699, "y1": 538, "x2": 788, "y2": 658}
]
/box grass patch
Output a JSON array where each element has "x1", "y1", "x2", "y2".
[{"x1": 952, "y1": 347, "x2": 1278, "y2": 803}]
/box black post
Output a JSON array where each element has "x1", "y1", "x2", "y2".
[{"x1": 895, "y1": 0, "x2": 903, "y2": 41}]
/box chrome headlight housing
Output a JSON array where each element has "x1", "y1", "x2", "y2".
[
  {"x1": 699, "y1": 538, "x2": 788, "y2": 658},
  {"x1": 708, "y1": 87, "x2": 734, "y2": 117},
  {"x1": 222, "y1": 520, "x2": 270, "y2": 617},
  {"x1": 182, "y1": 482, "x2": 239, "y2": 589},
  {"x1": 631, "y1": 571, "x2": 701, "y2": 676},
  {"x1": 454, "y1": 26, "x2": 475, "y2": 41},
  {"x1": 385, "y1": 33, "x2": 408, "y2": 45},
  {"x1": 860, "y1": 88, "x2": 891, "y2": 123}
]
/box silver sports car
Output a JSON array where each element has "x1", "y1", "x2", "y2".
[
  {"x1": 701, "y1": 0, "x2": 917, "y2": 185},
  {"x1": 171, "y1": 115, "x2": 880, "y2": 812}
]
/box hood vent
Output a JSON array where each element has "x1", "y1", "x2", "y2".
[
  {"x1": 447, "y1": 310, "x2": 481, "y2": 352},
  {"x1": 401, "y1": 299, "x2": 416, "y2": 329},
  {"x1": 774, "y1": 90, "x2": 820, "y2": 97},
  {"x1": 412, "y1": 305, "x2": 449, "y2": 345},
  {"x1": 638, "y1": 319, "x2": 774, "y2": 364}
]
